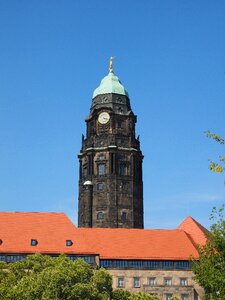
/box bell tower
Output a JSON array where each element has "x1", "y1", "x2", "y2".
[{"x1": 78, "y1": 59, "x2": 144, "y2": 228}]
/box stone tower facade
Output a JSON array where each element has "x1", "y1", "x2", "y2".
[{"x1": 78, "y1": 63, "x2": 144, "y2": 228}]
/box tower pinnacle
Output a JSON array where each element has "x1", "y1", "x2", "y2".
[{"x1": 109, "y1": 56, "x2": 115, "y2": 73}]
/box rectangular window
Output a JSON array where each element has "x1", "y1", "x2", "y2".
[
  {"x1": 119, "y1": 163, "x2": 127, "y2": 176},
  {"x1": 88, "y1": 155, "x2": 92, "y2": 175},
  {"x1": 165, "y1": 294, "x2": 173, "y2": 300},
  {"x1": 176, "y1": 261, "x2": 190, "y2": 269},
  {"x1": 83, "y1": 166, "x2": 87, "y2": 177},
  {"x1": 133, "y1": 156, "x2": 136, "y2": 177},
  {"x1": 100, "y1": 260, "x2": 113, "y2": 268},
  {"x1": 181, "y1": 294, "x2": 189, "y2": 300},
  {"x1": 99, "y1": 260, "x2": 189, "y2": 270},
  {"x1": 148, "y1": 277, "x2": 156, "y2": 286},
  {"x1": 97, "y1": 212, "x2": 104, "y2": 220},
  {"x1": 114, "y1": 260, "x2": 128, "y2": 268},
  {"x1": 0, "y1": 255, "x2": 6, "y2": 262},
  {"x1": 98, "y1": 164, "x2": 105, "y2": 175},
  {"x1": 117, "y1": 277, "x2": 124, "y2": 288},
  {"x1": 116, "y1": 120, "x2": 122, "y2": 128},
  {"x1": 145, "y1": 260, "x2": 160, "y2": 268},
  {"x1": 82, "y1": 256, "x2": 95, "y2": 264},
  {"x1": 68, "y1": 255, "x2": 95, "y2": 264},
  {"x1": 180, "y1": 278, "x2": 188, "y2": 286},
  {"x1": 164, "y1": 278, "x2": 172, "y2": 286},
  {"x1": 133, "y1": 277, "x2": 140, "y2": 288},
  {"x1": 162, "y1": 260, "x2": 174, "y2": 269},
  {"x1": 6, "y1": 255, "x2": 26, "y2": 263},
  {"x1": 130, "y1": 260, "x2": 143, "y2": 268},
  {"x1": 97, "y1": 183, "x2": 104, "y2": 190},
  {"x1": 122, "y1": 211, "x2": 127, "y2": 222},
  {"x1": 110, "y1": 153, "x2": 114, "y2": 173}
]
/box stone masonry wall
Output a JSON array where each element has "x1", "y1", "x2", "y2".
[{"x1": 108, "y1": 269, "x2": 204, "y2": 300}]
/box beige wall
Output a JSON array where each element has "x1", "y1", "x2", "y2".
[{"x1": 108, "y1": 269, "x2": 204, "y2": 300}]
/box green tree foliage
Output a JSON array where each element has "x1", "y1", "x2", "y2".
[
  {"x1": 112, "y1": 289, "x2": 131, "y2": 300},
  {"x1": 193, "y1": 205, "x2": 225, "y2": 299},
  {"x1": 0, "y1": 254, "x2": 160, "y2": 300},
  {"x1": 206, "y1": 131, "x2": 225, "y2": 175},
  {"x1": 129, "y1": 292, "x2": 159, "y2": 300},
  {"x1": 112, "y1": 289, "x2": 160, "y2": 300},
  {"x1": 0, "y1": 254, "x2": 112, "y2": 300}
]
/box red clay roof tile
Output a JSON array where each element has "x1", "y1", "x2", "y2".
[
  {"x1": 74, "y1": 228, "x2": 199, "y2": 260},
  {"x1": 0, "y1": 212, "x2": 78, "y2": 254},
  {"x1": 0, "y1": 212, "x2": 202, "y2": 260},
  {"x1": 177, "y1": 216, "x2": 208, "y2": 246}
]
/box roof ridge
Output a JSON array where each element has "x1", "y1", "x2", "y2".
[
  {"x1": 177, "y1": 216, "x2": 208, "y2": 246},
  {"x1": 178, "y1": 216, "x2": 208, "y2": 233},
  {"x1": 76, "y1": 227, "x2": 181, "y2": 232}
]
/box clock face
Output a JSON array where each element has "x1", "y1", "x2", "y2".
[{"x1": 98, "y1": 112, "x2": 110, "y2": 124}]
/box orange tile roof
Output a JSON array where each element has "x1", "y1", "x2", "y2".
[
  {"x1": 0, "y1": 212, "x2": 79, "y2": 254},
  {"x1": 177, "y1": 216, "x2": 208, "y2": 246},
  {"x1": 0, "y1": 212, "x2": 202, "y2": 260},
  {"x1": 73, "y1": 228, "x2": 199, "y2": 260}
]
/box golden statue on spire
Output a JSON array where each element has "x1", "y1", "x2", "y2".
[{"x1": 109, "y1": 56, "x2": 115, "y2": 73}]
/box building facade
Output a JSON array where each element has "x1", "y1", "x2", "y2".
[
  {"x1": 78, "y1": 61, "x2": 144, "y2": 228},
  {"x1": 109, "y1": 269, "x2": 200, "y2": 300},
  {"x1": 0, "y1": 213, "x2": 206, "y2": 300}
]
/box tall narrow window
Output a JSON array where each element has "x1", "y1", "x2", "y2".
[
  {"x1": 110, "y1": 153, "x2": 114, "y2": 174},
  {"x1": 133, "y1": 277, "x2": 140, "y2": 288},
  {"x1": 88, "y1": 155, "x2": 93, "y2": 175},
  {"x1": 180, "y1": 278, "x2": 188, "y2": 286},
  {"x1": 165, "y1": 294, "x2": 173, "y2": 300},
  {"x1": 98, "y1": 164, "x2": 105, "y2": 176},
  {"x1": 181, "y1": 295, "x2": 189, "y2": 300},
  {"x1": 119, "y1": 163, "x2": 127, "y2": 176},
  {"x1": 83, "y1": 165, "x2": 87, "y2": 177},
  {"x1": 122, "y1": 212, "x2": 127, "y2": 222},
  {"x1": 133, "y1": 156, "x2": 136, "y2": 177},
  {"x1": 117, "y1": 277, "x2": 124, "y2": 288},
  {"x1": 164, "y1": 278, "x2": 172, "y2": 286},
  {"x1": 79, "y1": 160, "x2": 82, "y2": 179}
]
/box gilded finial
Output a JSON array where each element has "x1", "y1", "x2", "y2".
[{"x1": 109, "y1": 56, "x2": 115, "y2": 73}]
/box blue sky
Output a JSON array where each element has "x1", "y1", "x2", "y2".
[{"x1": 0, "y1": 1, "x2": 224, "y2": 229}]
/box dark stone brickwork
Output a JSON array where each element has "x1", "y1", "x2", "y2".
[{"x1": 78, "y1": 93, "x2": 144, "y2": 228}]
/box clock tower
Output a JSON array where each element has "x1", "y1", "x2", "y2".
[{"x1": 78, "y1": 60, "x2": 144, "y2": 228}]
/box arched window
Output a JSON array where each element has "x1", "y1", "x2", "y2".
[{"x1": 98, "y1": 153, "x2": 105, "y2": 160}]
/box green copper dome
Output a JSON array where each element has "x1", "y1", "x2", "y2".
[{"x1": 93, "y1": 71, "x2": 129, "y2": 99}]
